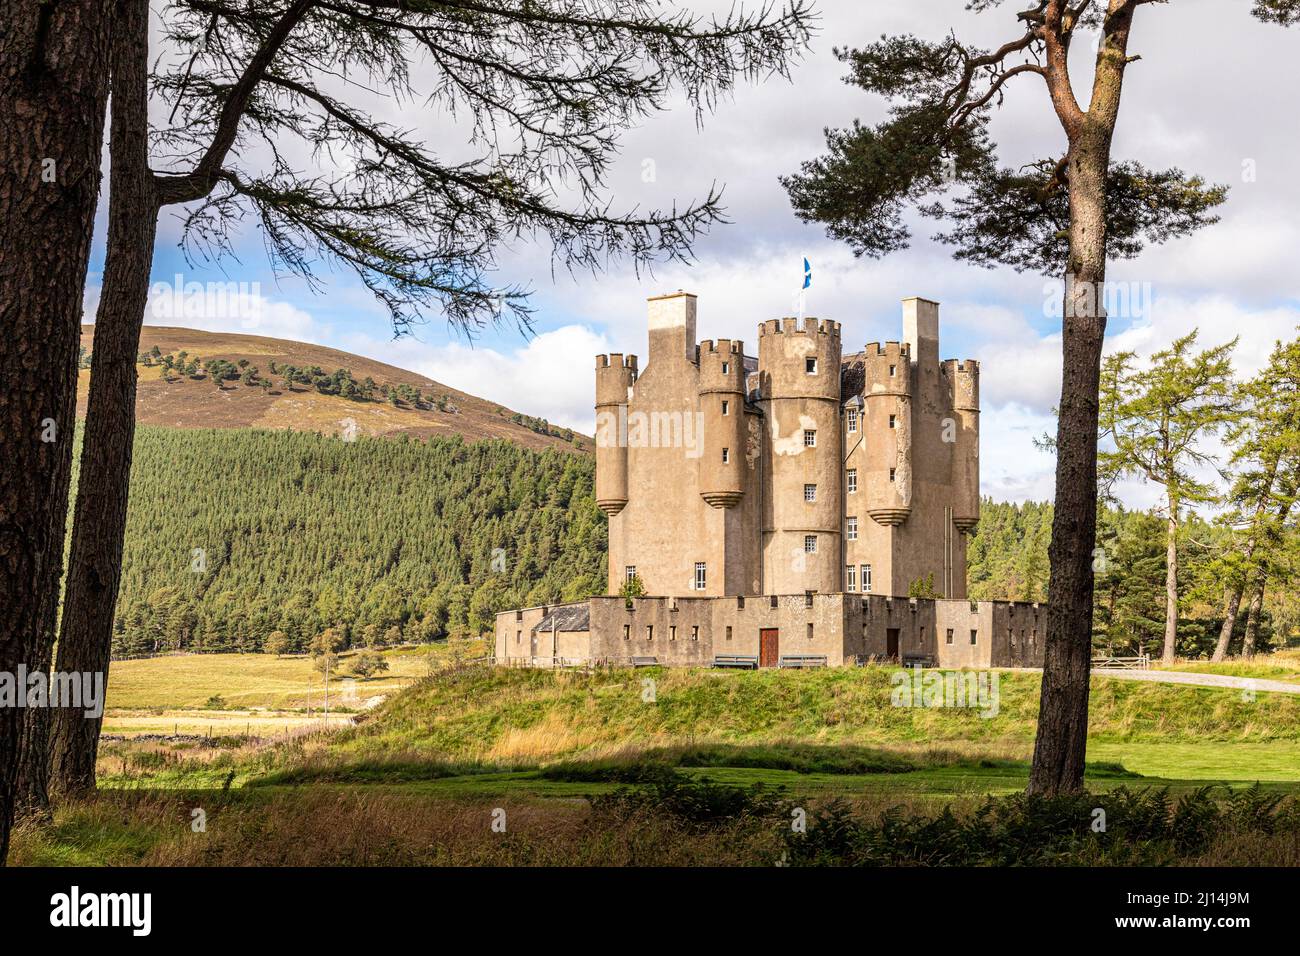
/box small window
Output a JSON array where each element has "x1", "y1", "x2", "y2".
[
  {"x1": 807, "y1": 622, "x2": 814, "y2": 641},
  {"x1": 721, "y1": 447, "x2": 730, "y2": 464},
  {"x1": 516, "y1": 630, "x2": 522, "y2": 644},
  {"x1": 847, "y1": 469, "x2": 857, "y2": 494},
  {"x1": 625, "y1": 565, "x2": 637, "y2": 583},
  {"x1": 694, "y1": 562, "x2": 707, "y2": 591},
  {"x1": 770, "y1": 595, "x2": 779, "y2": 609},
  {"x1": 691, "y1": 625, "x2": 699, "y2": 641},
  {"x1": 862, "y1": 564, "x2": 872, "y2": 593},
  {"x1": 889, "y1": 467, "x2": 896, "y2": 482},
  {"x1": 804, "y1": 484, "x2": 817, "y2": 502},
  {"x1": 804, "y1": 591, "x2": 814, "y2": 608},
  {"x1": 806, "y1": 357, "x2": 818, "y2": 375},
  {"x1": 846, "y1": 407, "x2": 858, "y2": 432},
  {"x1": 919, "y1": 626, "x2": 926, "y2": 645},
  {"x1": 846, "y1": 516, "x2": 858, "y2": 540},
  {"x1": 970, "y1": 629, "x2": 978, "y2": 646},
  {"x1": 888, "y1": 414, "x2": 896, "y2": 429},
  {"x1": 846, "y1": 566, "x2": 857, "y2": 592},
  {"x1": 647, "y1": 625, "x2": 654, "y2": 641},
  {"x1": 726, "y1": 626, "x2": 733, "y2": 641},
  {"x1": 804, "y1": 535, "x2": 817, "y2": 554},
  {"x1": 623, "y1": 624, "x2": 631, "y2": 640},
  {"x1": 889, "y1": 364, "x2": 896, "y2": 376},
  {"x1": 946, "y1": 628, "x2": 954, "y2": 645},
  {"x1": 804, "y1": 429, "x2": 817, "y2": 447},
  {"x1": 721, "y1": 362, "x2": 729, "y2": 375},
  {"x1": 737, "y1": 596, "x2": 745, "y2": 609},
  {"x1": 721, "y1": 399, "x2": 729, "y2": 415}
]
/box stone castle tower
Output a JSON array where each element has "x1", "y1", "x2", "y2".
[{"x1": 595, "y1": 291, "x2": 979, "y2": 600}]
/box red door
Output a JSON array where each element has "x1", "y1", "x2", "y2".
[{"x1": 759, "y1": 629, "x2": 779, "y2": 668}]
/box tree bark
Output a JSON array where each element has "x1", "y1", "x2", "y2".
[
  {"x1": 1029, "y1": 134, "x2": 1109, "y2": 796},
  {"x1": 49, "y1": 0, "x2": 158, "y2": 800},
  {"x1": 1161, "y1": 506, "x2": 1179, "y2": 665},
  {"x1": 1028, "y1": 0, "x2": 1137, "y2": 797},
  {"x1": 1242, "y1": 578, "x2": 1265, "y2": 658},
  {"x1": 1211, "y1": 585, "x2": 1244, "y2": 662},
  {"x1": 0, "y1": 0, "x2": 113, "y2": 863}
]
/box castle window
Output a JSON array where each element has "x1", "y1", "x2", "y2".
[
  {"x1": 691, "y1": 626, "x2": 699, "y2": 641},
  {"x1": 694, "y1": 562, "x2": 707, "y2": 591},
  {"x1": 847, "y1": 469, "x2": 857, "y2": 494},
  {"x1": 647, "y1": 625, "x2": 654, "y2": 641},
  {"x1": 804, "y1": 429, "x2": 817, "y2": 447},
  {"x1": 726, "y1": 626, "x2": 733, "y2": 641},
  {"x1": 889, "y1": 414, "x2": 896, "y2": 429},
  {"x1": 889, "y1": 364, "x2": 896, "y2": 376},
  {"x1": 722, "y1": 447, "x2": 730, "y2": 464},
  {"x1": 946, "y1": 628, "x2": 954, "y2": 645},
  {"x1": 847, "y1": 516, "x2": 858, "y2": 540},
  {"x1": 770, "y1": 595, "x2": 779, "y2": 609},
  {"x1": 805, "y1": 591, "x2": 815, "y2": 608},
  {"x1": 721, "y1": 399, "x2": 729, "y2": 415},
  {"x1": 516, "y1": 630, "x2": 522, "y2": 644},
  {"x1": 846, "y1": 566, "x2": 857, "y2": 592},
  {"x1": 804, "y1": 484, "x2": 817, "y2": 502},
  {"x1": 623, "y1": 624, "x2": 631, "y2": 640},
  {"x1": 721, "y1": 362, "x2": 729, "y2": 375},
  {"x1": 806, "y1": 357, "x2": 818, "y2": 375},
  {"x1": 807, "y1": 623, "x2": 814, "y2": 641},
  {"x1": 970, "y1": 629, "x2": 978, "y2": 646},
  {"x1": 804, "y1": 535, "x2": 817, "y2": 554},
  {"x1": 846, "y1": 407, "x2": 858, "y2": 432},
  {"x1": 919, "y1": 626, "x2": 926, "y2": 645},
  {"x1": 889, "y1": 467, "x2": 896, "y2": 482},
  {"x1": 670, "y1": 625, "x2": 677, "y2": 641},
  {"x1": 862, "y1": 564, "x2": 872, "y2": 593}
]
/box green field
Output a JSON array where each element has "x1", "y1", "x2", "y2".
[{"x1": 17, "y1": 653, "x2": 1300, "y2": 867}]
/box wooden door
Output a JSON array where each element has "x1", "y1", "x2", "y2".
[
  {"x1": 759, "y1": 628, "x2": 779, "y2": 668},
  {"x1": 886, "y1": 628, "x2": 900, "y2": 660}
]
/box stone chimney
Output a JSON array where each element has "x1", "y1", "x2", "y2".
[
  {"x1": 902, "y1": 296, "x2": 940, "y2": 370},
  {"x1": 647, "y1": 291, "x2": 697, "y2": 365}
]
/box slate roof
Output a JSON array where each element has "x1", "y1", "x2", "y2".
[{"x1": 533, "y1": 604, "x2": 591, "y2": 633}]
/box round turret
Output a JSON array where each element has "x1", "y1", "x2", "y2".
[
  {"x1": 595, "y1": 353, "x2": 637, "y2": 516},
  {"x1": 863, "y1": 342, "x2": 913, "y2": 527},
  {"x1": 697, "y1": 338, "x2": 747, "y2": 508},
  {"x1": 946, "y1": 358, "x2": 980, "y2": 533}
]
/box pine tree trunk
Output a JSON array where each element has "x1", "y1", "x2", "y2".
[
  {"x1": 1242, "y1": 580, "x2": 1264, "y2": 658},
  {"x1": 50, "y1": 0, "x2": 157, "y2": 800},
  {"x1": 1029, "y1": 127, "x2": 1109, "y2": 796},
  {"x1": 1161, "y1": 507, "x2": 1179, "y2": 665},
  {"x1": 1211, "y1": 585, "x2": 1243, "y2": 662},
  {"x1": 0, "y1": 0, "x2": 113, "y2": 863}
]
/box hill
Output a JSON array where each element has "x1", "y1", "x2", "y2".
[
  {"x1": 78, "y1": 325, "x2": 588, "y2": 452},
  {"x1": 103, "y1": 427, "x2": 604, "y2": 657}
]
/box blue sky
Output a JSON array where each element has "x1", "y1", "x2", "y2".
[{"x1": 85, "y1": 0, "x2": 1300, "y2": 507}]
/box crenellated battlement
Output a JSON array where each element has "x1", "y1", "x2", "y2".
[
  {"x1": 758, "y1": 317, "x2": 841, "y2": 338},
  {"x1": 942, "y1": 358, "x2": 980, "y2": 411},
  {"x1": 596, "y1": 353, "x2": 639, "y2": 371},
  {"x1": 699, "y1": 338, "x2": 744, "y2": 355}
]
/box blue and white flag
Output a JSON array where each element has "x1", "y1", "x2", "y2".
[{"x1": 802, "y1": 256, "x2": 812, "y2": 290}]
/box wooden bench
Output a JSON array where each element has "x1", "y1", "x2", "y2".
[
  {"x1": 778, "y1": 655, "x2": 827, "y2": 669},
  {"x1": 713, "y1": 655, "x2": 758, "y2": 670},
  {"x1": 1092, "y1": 655, "x2": 1150, "y2": 670},
  {"x1": 629, "y1": 656, "x2": 659, "y2": 667},
  {"x1": 901, "y1": 653, "x2": 936, "y2": 668}
]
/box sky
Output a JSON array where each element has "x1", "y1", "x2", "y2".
[{"x1": 84, "y1": 0, "x2": 1300, "y2": 508}]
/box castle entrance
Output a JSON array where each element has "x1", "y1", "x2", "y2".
[
  {"x1": 886, "y1": 628, "x2": 900, "y2": 660},
  {"x1": 759, "y1": 629, "x2": 779, "y2": 667}
]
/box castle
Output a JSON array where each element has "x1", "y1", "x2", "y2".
[{"x1": 496, "y1": 292, "x2": 1044, "y2": 669}]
